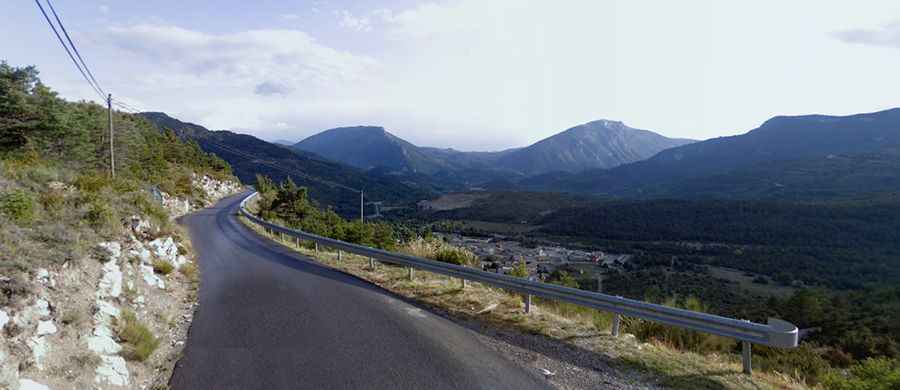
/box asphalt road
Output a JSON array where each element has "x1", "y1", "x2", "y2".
[{"x1": 170, "y1": 192, "x2": 551, "y2": 390}]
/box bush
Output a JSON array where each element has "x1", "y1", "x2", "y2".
[
  {"x1": 434, "y1": 247, "x2": 477, "y2": 266},
  {"x1": 180, "y1": 262, "x2": 198, "y2": 284},
  {"x1": 509, "y1": 258, "x2": 528, "y2": 278},
  {"x1": 755, "y1": 344, "x2": 832, "y2": 384},
  {"x1": 85, "y1": 201, "x2": 117, "y2": 234},
  {"x1": 115, "y1": 310, "x2": 159, "y2": 362},
  {"x1": 624, "y1": 296, "x2": 734, "y2": 353},
  {"x1": 822, "y1": 358, "x2": 900, "y2": 390},
  {"x1": 74, "y1": 173, "x2": 111, "y2": 193},
  {"x1": 0, "y1": 189, "x2": 36, "y2": 223},
  {"x1": 152, "y1": 259, "x2": 174, "y2": 275}
]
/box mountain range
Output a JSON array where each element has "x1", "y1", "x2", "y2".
[
  {"x1": 523, "y1": 108, "x2": 900, "y2": 199},
  {"x1": 144, "y1": 106, "x2": 900, "y2": 209},
  {"x1": 291, "y1": 120, "x2": 692, "y2": 178},
  {"x1": 140, "y1": 113, "x2": 434, "y2": 215}
]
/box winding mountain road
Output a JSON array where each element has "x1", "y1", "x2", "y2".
[{"x1": 170, "y1": 192, "x2": 550, "y2": 389}]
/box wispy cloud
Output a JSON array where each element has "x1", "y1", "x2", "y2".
[
  {"x1": 335, "y1": 10, "x2": 372, "y2": 32},
  {"x1": 833, "y1": 21, "x2": 900, "y2": 48},
  {"x1": 105, "y1": 24, "x2": 376, "y2": 87}
]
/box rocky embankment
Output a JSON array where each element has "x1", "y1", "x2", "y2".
[{"x1": 0, "y1": 175, "x2": 240, "y2": 390}]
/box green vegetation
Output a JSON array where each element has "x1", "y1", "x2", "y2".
[
  {"x1": 115, "y1": 310, "x2": 160, "y2": 362},
  {"x1": 822, "y1": 358, "x2": 900, "y2": 390},
  {"x1": 0, "y1": 62, "x2": 234, "y2": 272},
  {"x1": 255, "y1": 175, "x2": 396, "y2": 250},
  {"x1": 152, "y1": 259, "x2": 175, "y2": 275},
  {"x1": 0, "y1": 188, "x2": 36, "y2": 223}
]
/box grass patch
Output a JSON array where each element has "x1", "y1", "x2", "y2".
[
  {"x1": 152, "y1": 259, "x2": 175, "y2": 275},
  {"x1": 116, "y1": 310, "x2": 160, "y2": 362}
]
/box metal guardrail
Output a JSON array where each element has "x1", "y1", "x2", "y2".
[{"x1": 239, "y1": 192, "x2": 798, "y2": 374}]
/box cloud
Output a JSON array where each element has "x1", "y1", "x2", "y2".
[
  {"x1": 98, "y1": 5, "x2": 110, "y2": 14},
  {"x1": 254, "y1": 81, "x2": 293, "y2": 96},
  {"x1": 105, "y1": 24, "x2": 376, "y2": 87},
  {"x1": 833, "y1": 22, "x2": 900, "y2": 48},
  {"x1": 279, "y1": 13, "x2": 300, "y2": 21},
  {"x1": 335, "y1": 10, "x2": 372, "y2": 32}
]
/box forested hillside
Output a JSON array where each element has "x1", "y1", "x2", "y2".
[{"x1": 141, "y1": 112, "x2": 434, "y2": 215}]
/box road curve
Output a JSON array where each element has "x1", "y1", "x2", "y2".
[{"x1": 170, "y1": 192, "x2": 551, "y2": 390}]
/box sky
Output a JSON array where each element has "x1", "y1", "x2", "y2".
[{"x1": 3, "y1": 1, "x2": 900, "y2": 151}]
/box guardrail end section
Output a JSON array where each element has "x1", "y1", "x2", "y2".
[{"x1": 767, "y1": 318, "x2": 799, "y2": 348}]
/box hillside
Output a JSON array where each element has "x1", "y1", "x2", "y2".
[
  {"x1": 292, "y1": 126, "x2": 449, "y2": 174},
  {"x1": 0, "y1": 63, "x2": 240, "y2": 389},
  {"x1": 141, "y1": 114, "x2": 434, "y2": 215},
  {"x1": 497, "y1": 120, "x2": 694, "y2": 174},
  {"x1": 636, "y1": 147, "x2": 900, "y2": 200},
  {"x1": 527, "y1": 108, "x2": 900, "y2": 196}
]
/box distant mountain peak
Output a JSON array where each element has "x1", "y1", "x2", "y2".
[{"x1": 496, "y1": 119, "x2": 693, "y2": 174}]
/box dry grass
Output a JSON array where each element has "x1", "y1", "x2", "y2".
[
  {"x1": 152, "y1": 259, "x2": 175, "y2": 275},
  {"x1": 242, "y1": 216, "x2": 811, "y2": 390},
  {"x1": 115, "y1": 310, "x2": 160, "y2": 362}
]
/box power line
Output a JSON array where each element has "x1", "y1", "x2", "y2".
[
  {"x1": 45, "y1": 0, "x2": 105, "y2": 96},
  {"x1": 33, "y1": 0, "x2": 105, "y2": 100}
]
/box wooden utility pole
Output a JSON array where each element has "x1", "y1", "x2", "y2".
[
  {"x1": 360, "y1": 190, "x2": 364, "y2": 223},
  {"x1": 107, "y1": 93, "x2": 115, "y2": 178}
]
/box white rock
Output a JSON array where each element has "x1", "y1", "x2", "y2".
[
  {"x1": 174, "y1": 255, "x2": 190, "y2": 269},
  {"x1": 127, "y1": 215, "x2": 153, "y2": 237},
  {"x1": 97, "y1": 260, "x2": 123, "y2": 298},
  {"x1": 93, "y1": 300, "x2": 120, "y2": 323},
  {"x1": 14, "y1": 299, "x2": 50, "y2": 328},
  {"x1": 35, "y1": 268, "x2": 54, "y2": 287},
  {"x1": 86, "y1": 334, "x2": 121, "y2": 355},
  {"x1": 0, "y1": 349, "x2": 19, "y2": 389},
  {"x1": 27, "y1": 336, "x2": 50, "y2": 369},
  {"x1": 149, "y1": 237, "x2": 178, "y2": 263},
  {"x1": 36, "y1": 320, "x2": 57, "y2": 336},
  {"x1": 140, "y1": 264, "x2": 165, "y2": 289},
  {"x1": 95, "y1": 355, "x2": 129, "y2": 386},
  {"x1": 0, "y1": 310, "x2": 8, "y2": 330},
  {"x1": 18, "y1": 379, "x2": 50, "y2": 390},
  {"x1": 98, "y1": 241, "x2": 122, "y2": 260}
]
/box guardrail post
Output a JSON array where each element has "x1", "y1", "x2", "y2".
[
  {"x1": 461, "y1": 278, "x2": 467, "y2": 289},
  {"x1": 295, "y1": 237, "x2": 300, "y2": 248},
  {"x1": 280, "y1": 232, "x2": 285, "y2": 242},
  {"x1": 314, "y1": 242, "x2": 319, "y2": 253},
  {"x1": 338, "y1": 250, "x2": 343, "y2": 261},
  {"x1": 369, "y1": 257, "x2": 375, "y2": 269},
  {"x1": 408, "y1": 267, "x2": 414, "y2": 280},
  {"x1": 524, "y1": 294, "x2": 532, "y2": 313},
  {"x1": 612, "y1": 314, "x2": 621, "y2": 337},
  {"x1": 742, "y1": 341, "x2": 752, "y2": 375}
]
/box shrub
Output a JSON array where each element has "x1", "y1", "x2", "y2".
[
  {"x1": 74, "y1": 173, "x2": 111, "y2": 193},
  {"x1": 115, "y1": 310, "x2": 159, "y2": 362},
  {"x1": 434, "y1": 247, "x2": 477, "y2": 266},
  {"x1": 754, "y1": 344, "x2": 832, "y2": 384},
  {"x1": 822, "y1": 358, "x2": 900, "y2": 390},
  {"x1": 0, "y1": 189, "x2": 36, "y2": 223},
  {"x1": 180, "y1": 262, "x2": 198, "y2": 285},
  {"x1": 85, "y1": 201, "x2": 117, "y2": 234},
  {"x1": 509, "y1": 258, "x2": 528, "y2": 278},
  {"x1": 152, "y1": 259, "x2": 174, "y2": 275},
  {"x1": 624, "y1": 296, "x2": 734, "y2": 353},
  {"x1": 39, "y1": 188, "x2": 65, "y2": 215}
]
